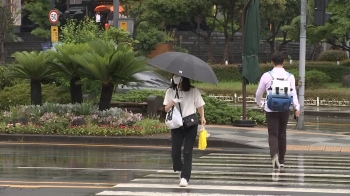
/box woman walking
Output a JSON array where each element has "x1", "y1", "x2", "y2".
[{"x1": 163, "y1": 74, "x2": 206, "y2": 187}]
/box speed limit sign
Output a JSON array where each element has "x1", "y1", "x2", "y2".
[{"x1": 48, "y1": 10, "x2": 60, "y2": 24}]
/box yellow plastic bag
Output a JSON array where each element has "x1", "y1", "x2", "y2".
[{"x1": 198, "y1": 126, "x2": 207, "y2": 150}]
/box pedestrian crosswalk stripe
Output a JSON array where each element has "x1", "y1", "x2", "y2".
[
  {"x1": 131, "y1": 178, "x2": 350, "y2": 188},
  {"x1": 96, "y1": 191, "x2": 286, "y2": 196},
  {"x1": 113, "y1": 183, "x2": 350, "y2": 194},
  {"x1": 156, "y1": 170, "x2": 350, "y2": 178},
  {"x1": 207, "y1": 153, "x2": 350, "y2": 159},
  {"x1": 192, "y1": 162, "x2": 349, "y2": 169},
  {"x1": 190, "y1": 166, "x2": 350, "y2": 173},
  {"x1": 199, "y1": 156, "x2": 350, "y2": 162},
  {"x1": 95, "y1": 152, "x2": 350, "y2": 195},
  {"x1": 147, "y1": 173, "x2": 350, "y2": 183}
]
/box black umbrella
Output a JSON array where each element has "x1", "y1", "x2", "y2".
[{"x1": 147, "y1": 52, "x2": 219, "y2": 85}]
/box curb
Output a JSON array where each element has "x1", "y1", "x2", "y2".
[
  {"x1": 250, "y1": 108, "x2": 350, "y2": 117},
  {"x1": 0, "y1": 134, "x2": 262, "y2": 149}
]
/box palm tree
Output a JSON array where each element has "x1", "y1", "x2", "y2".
[
  {"x1": 70, "y1": 39, "x2": 148, "y2": 111},
  {"x1": 48, "y1": 43, "x2": 90, "y2": 104},
  {"x1": 6, "y1": 51, "x2": 53, "y2": 105}
]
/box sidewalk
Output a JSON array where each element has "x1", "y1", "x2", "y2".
[
  {"x1": 244, "y1": 105, "x2": 350, "y2": 117},
  {"x1": 206, "y1": 125, "x2": 350, "y2": 153}
]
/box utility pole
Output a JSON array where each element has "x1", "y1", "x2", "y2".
[
  {"x1": 113, "y1": 0, "x2": 119, "y2": 28},
  {"x1": 297, "y1": 0, "x2": 307, "y2": 130}
]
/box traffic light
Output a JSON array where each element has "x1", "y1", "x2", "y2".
[{"x1": 314, "y1": 0, "x2": 332, "y2": 26}]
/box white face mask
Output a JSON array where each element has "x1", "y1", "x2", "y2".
[{"x1": 173, "y1": 76, "x2": 181, "y2": 84}]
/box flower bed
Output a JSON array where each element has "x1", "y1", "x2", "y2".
[{"x1": 0, "y1": 103, "x2": 169, "y2": 136}]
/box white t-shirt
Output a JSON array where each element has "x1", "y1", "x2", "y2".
[
  {"x1": 95, "y1": 14, "x2": 101, "y2": 23},
  {"x1": 163, "y1": 87, "x2": 205, "y2": 118}
]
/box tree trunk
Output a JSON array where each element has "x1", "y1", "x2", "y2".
[
  {"x1": 70, "y1": 76, "x2": 83, "y2": 104},
  {"x1": 31, "y1": 79, "x2": 42, "y2": 105},
  {"x1": 99, "y1": 82, "x2": 114, "y2": 111},
  {"x1": 0, "y1": 33, "x2": 4, "y2": 63},
  {"x1": 268, "y1": 39, "x2": 275, "y2": 55},
  {"x1": 220, "y1": 38, "x2": 230, "y2": 64},
  {"x1": 205, "y1": 39, "x2": 215, "y2": 63}
]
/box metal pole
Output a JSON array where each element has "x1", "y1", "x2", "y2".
[
  {"x1": 51, "y1": 0, "x2": 55, "y2": 9},
  {"x1": 297, "y1": 0, "x2": 306, "y2": 130},
  {"x1": 197, "y1": 20, "x2": 200, "y2": 56},
  {"x1": 241, "y1": 0, "x2": 252, "y2": 120},
  {"x1": 113, "y1": 0, "x2": 119, "y2": 28}
]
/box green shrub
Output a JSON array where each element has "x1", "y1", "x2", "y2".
[
  {"x1": 112, "y1": 90, "x2": 266, "y2": 125},
  {"x1": 0, "y1": 66, "x2": 17, "y2": 90},
  {"x1": 112, "y1": 90, "x2": 166, "y2": 102},
  {"x1": 0, "y1": 83, "x2": 70, "y2": 110},
  {"x1": 318, "y1": 50, "x2": 348, "y2": 61},
  {"x1": 202, "y1": 63, "x2": 350, "y2": 83},
  {"x1": 137, "y1": 26, "x2": 166, "y2": 51},
  {"x1": 340, "y1": 59, "x2": 350, "y2": 67},
  {"x1": 305, "y1": 70, "x2": 331, "y2": 88},
  {"x1": 173, "y1": 46, "x2": 188, "y2": 53}
]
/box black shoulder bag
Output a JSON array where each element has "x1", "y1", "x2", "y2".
[{"x1": 176, "y1": 88, "x2": 199, "y2": 128}]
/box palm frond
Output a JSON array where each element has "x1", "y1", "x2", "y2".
[
  {"x1": 7, "y1": 51, "x2": 54, "y2": 80},
  {"x1": 70, "y1": 40, "x2": 147, "y2": 85},
  {"x1": 48, "y1": 43, "x2": 90, "y2": 77}
]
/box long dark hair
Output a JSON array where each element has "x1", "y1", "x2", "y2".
[{"x1": 170, "y1": 75, "x2": 194, "y2": 92}]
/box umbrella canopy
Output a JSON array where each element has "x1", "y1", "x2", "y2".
[
  {"x1": 147, "y1": 52, "x2": 219, "y2": 85},
  {"x1": 94, "y1": 5, "x2": 109, "y2": 12},
  {"x1": 110, "y1": 6, "x2": 124, "y2": 12},
  {"x1": 94, "y1": 5, "x2": 124, "y2": 13},
  {"x1": 242, "y1": 0, "x2": 261, "y2": 84}
]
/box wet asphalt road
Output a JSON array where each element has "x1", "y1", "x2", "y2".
[
  {"x1": 1, "y1": 143, "x2": 350, "y2": 196},
  {"x1": 0, "y1": 144, "x2": 176, "y2": 196}
]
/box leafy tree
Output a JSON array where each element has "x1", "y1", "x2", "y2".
[
  {"x1": 259, "y1": 0, "x2": 300, "y2": 54},
  {"x1": 60, "y1": 18, "x2": 135, "y2": 45},
  {"x1": 70, "y1": 40, "x2": 148, "y2": 111},
  {"x1": 23, "y1": 0, "x2": 51, "y2": 39},
  {"x1": 0, "y1": 1, "x2": 19, "y2": 63},
  {"x1": 212, "y1": 0, "x2": 245, "y2": 63},
  {"x1": 60, "y1": 18, "x2": 102, "y2": 44},
  {"x1": 6, "y1": 51, "x2": 54, "y2": 105},
  {"x1": 48, "y1": 43, "x2": 91, "y2": 104},
  {"x1": 308, "y1": 0, "x2": 350, "y2": 52}
]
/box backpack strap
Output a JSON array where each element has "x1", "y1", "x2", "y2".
[{"x1": 268, "y1": 71, "x2": 274, "y2": 80}]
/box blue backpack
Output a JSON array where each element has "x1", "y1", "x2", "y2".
[{"x1": 266, "y1": 71, "x2": 293, "y2": 112}]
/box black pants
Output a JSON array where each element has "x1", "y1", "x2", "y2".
[
  {"x1": 266, "y1": 111, "x2": 290, "y2": 164},
  {"x1": 171, "y1": 125, "x2": 198, "y2": 182}
]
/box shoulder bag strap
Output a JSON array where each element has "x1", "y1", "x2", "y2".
[{"x1": 175, "y1": 87, "x2": 183, "y2": 117}]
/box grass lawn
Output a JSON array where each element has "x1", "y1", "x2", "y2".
[{"x1": 194, "y1": 82, "x2": 350, "y2": 99}]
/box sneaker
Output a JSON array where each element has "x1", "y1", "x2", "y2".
[
  {"x1": 280, "y1": 164, "x2": 285, "y2": 169},
  {"x1": 179, "y1": 178, "x2": 188, "y2": 187},
  {"x1": 272, "y1": 154, "x2": 280, "y2": 169}
]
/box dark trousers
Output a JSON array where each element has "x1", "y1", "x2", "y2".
[
  {"x1": 266, "y1": 111, "x2": 290, "y2": 164},
  {"x1": 171, "y1": 125, "x2": 198, "y2": 182}
]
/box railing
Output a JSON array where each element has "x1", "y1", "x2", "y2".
[{"x1": 209, "y1": 94, "x2": 350, "y2": 107}]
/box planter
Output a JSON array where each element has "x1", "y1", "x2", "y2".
[{"x1": 148, "y1": 44, "x2": 173, "y2": 59}]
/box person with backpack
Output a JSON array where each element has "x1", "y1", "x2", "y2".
[{"x1": 255, "y1": 52, "x2": 300, "y2": 169}]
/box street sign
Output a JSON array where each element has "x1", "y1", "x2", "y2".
[
  {"x1": 48, "y1": 10, "x2": 59, "y2": 24},
  {"x1": 120, "y1": 22, "x2": 127, "y2": 31},
  {"x1": 51, "y1": 26, "x2": 59, "y2": 42},
  {"x1": 117, "y1": 19, "x2": 134, "y2": 34}
]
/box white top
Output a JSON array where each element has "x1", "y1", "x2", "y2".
[
  {"x1": 255, "y1": 67, "x2": 300, "y2": 112},
  {"x1": 163, "y1": 87, "x2": 205, "y2": 117},
  {"x1": 95, "y1": 14, "x2": 101, "y2": 22}
]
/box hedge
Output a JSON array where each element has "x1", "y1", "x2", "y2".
[{"x1": 154, "y1": 61, "x2": 350, "y2": 83}]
